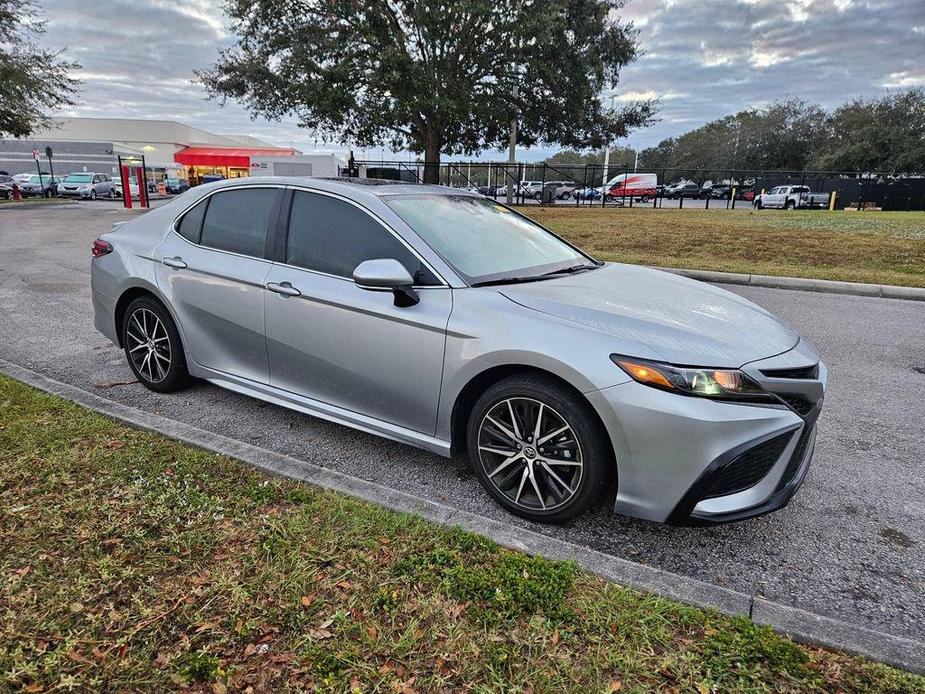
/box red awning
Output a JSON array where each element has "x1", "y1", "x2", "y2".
[{"x1": 174, "y1": 146, "x2": 295, "y2": 168}]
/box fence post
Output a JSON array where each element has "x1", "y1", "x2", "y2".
[
  {"x1": 705, "y1": 192, "x2": 710, "y2": 210},
  {"x1": 829, "y1": 191, "x2": 836, "y2": 211},
  {"x1": 730, "y1": 187, "x2": 736, "y2": 209}
]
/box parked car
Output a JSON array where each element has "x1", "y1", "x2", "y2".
[
  {"x1": 736, "y1": 187, "x2": 756, "y2": 202},
  {"x1": 519, "y1": 181, "x2": 545, "y2": 198},
  {"x1": 57, "y1": 172, "x2": 115, "y2": 199},
  {"x1": 704, "y1": 184, "x2": 733, "y2": 200},
  {"x1": 0, "y1": 174, "x2": 13, "y2": 186},
  {"x1": 664, "y1": 182, "x2": 701, "y2": 199},
  {"x1": 19, "y1": 174, "x2": 61, "y2": 198},
  {"x1": 476, "y1": 185, "x2": 496, "y2": 197},
  {"x1": 575, "y1": 186, "x2": 604, "y2": 200},
  {"x1": 754, "y1": 186, "x2": 829, "y2": 210},
  {"x1": 166, "y1": 178, "x2": 191, "y2": 195},
  {"x1": 91, "y1": 177, "x2": 826, "y2": 524},
  {"x1": 112, "y1": 176, "x2": 139, "y2": 199},
  {"x1": 0, "y1": 183, "x2": 13, "y2": 200},
  {"x1": 12, "y1": 173, "x2": 33, "y2": 186}
]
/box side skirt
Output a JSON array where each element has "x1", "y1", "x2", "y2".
[{"x1": 194, "y1": 366, "x2": 452, "y2": 458}]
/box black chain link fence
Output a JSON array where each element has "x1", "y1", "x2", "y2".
[{"x1": 343, "y1": 161, "x2": 925, "y2": 211}]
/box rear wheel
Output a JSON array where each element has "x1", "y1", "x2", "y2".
[
  {"x1": 467, "y1": 375, "x2": 613, "y2": 522},
  {"x1": 785, "y1": 199, "x2": 796, "y2": 210},
  {"x1": 640, "y1": 194, "x2": 650, "y2": 203},
  {"x1": 121, "y1": 297, "x2": 191, "y2": 392}
]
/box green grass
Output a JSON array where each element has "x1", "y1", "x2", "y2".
[
  {"x1": 1, "y1": 374, "x2": 923, "y2": 692},
  {"x1": 521, "y1": 207, "x2": 925, "y2": 288}
]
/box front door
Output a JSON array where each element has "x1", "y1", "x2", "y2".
[
  {"x1": 155, "y1": 186, "x2": 281, "y2": 383},
  {"x1": 264, "y1": 189, "x2": 451, "y2": 435}
]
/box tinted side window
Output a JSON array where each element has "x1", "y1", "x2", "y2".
[
  {"x1": 200, "y1": 188, "x2": 278, "y2": 257},
  {"x1": 176, "y1": 199, "x2": 207, "y2": 243},
  {"x1": 286, "y1": 191, "x2": 437, "y2": 284}
]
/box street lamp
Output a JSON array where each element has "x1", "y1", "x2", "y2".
[{"x1": 602, "y1": 94, "x2": 617, "y2": 186}]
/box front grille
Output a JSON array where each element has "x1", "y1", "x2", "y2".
[
  {"x1": 761, "y1": 364, "x2": 819, "y2": 379},
  {"x1": 701, "y1": 432, "x2": 792, "y2": 500},
  {"x1": 775, "y1": 425, "x2": 814, "y2": 492},
  {"x1": 777, "y1": 394, "x2": 816, "y2": 417}
]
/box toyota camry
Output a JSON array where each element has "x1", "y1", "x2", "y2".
[{"x1": 91, "y1": 177, "x2": 826, "y2": 524}]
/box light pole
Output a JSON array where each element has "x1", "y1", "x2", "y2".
[
  {"x1": 602, "y1": 94, "x2": 616, "y2": 186},
  {"x1": 506, "y1": 84, "x2": 519, "y2": 205}
]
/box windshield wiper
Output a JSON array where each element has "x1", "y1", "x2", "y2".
[
  {"x1": 471, "y1": 275, "x2": 548, "y2": 288},
  {"x1": 540, "y1": 263, "x2": 601, "y2": 277}
]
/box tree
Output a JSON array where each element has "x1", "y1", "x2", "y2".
[
  {"x1": 0, "y1": 0, "x2": 79, "y2": 139},
  {"x1": 810, "y1": 89, "x2": 925, "y2": 173},
  {"x1": 638, "y1": 100, "x2": 826, "y2": 176},
  {"x1": 200, "y1": 0, "x2": 653, "y2": 183}
]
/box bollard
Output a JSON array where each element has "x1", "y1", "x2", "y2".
[
  {"x1": 730, "y1": 187, "x2": 737, "y2": 209},
  {"x1": 679, "y1": 195, "x2": 684, "y2": 209},
  {"x1": 12, "y1": 183, "x2": 21, "y2": 201},
  {"x1": 828, "y1": 191, "x2": 837, "y2": 211}
]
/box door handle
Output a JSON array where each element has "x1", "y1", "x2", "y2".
[
  {"x1": 161, "y1": 256, "x2": 187, "y2": 269},
  {"x1": 266, "y1": 281, "x2": 301, "y2": 297}
]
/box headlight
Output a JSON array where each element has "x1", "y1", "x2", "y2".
[{"x1": 611, "y1": 355, "x2": 771, "y2": 402}]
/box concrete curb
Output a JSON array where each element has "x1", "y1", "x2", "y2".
[
  {"x1": 1, "y1": 358, "x2": 923, "y2": 675},
  {"x1": 655, "y1": 266, "x2": 925, "y2": 301}
]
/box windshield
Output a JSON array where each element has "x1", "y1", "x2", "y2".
[
  {"x1": 25, "y1": 175, "x2": 47, "y2": 183},
  {"x1": 383, "y1": 194, "x2": 592, "y2": 284},
  {"x1": 64, "y1": 174, "x2": 93, "y2": 183}
]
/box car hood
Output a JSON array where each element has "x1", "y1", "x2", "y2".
[{"x1": 498, "y1": 263, "x2": 799, "y2": 366}]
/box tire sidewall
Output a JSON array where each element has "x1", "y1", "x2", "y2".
[
  {"x1": 121, "y1": 297, "x2": 189, "y2": 392},
  {"x1": 466, "y1": 375, "x2": 614, "y2": 523}
]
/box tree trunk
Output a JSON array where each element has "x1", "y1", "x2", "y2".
[{"x1": 422, "y1": 135, "x2": 441, "y2": 184}]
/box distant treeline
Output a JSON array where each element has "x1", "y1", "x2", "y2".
[{"x1": 542, "y1": 88, "x2": 925, "y2": 175}]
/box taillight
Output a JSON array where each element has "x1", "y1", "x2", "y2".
[{"x1": 91, "y1": 239, "x2": 112, "y2": 258}]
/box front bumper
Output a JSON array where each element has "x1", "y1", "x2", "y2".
[{"x1": 586, "y1": 341, "x2": 826, "y2": 524}]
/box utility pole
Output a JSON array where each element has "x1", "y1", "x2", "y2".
[
  {"x1": 633, "y1": 149, "x2": 639, "y2": 172},
  {"x1": 602, "y1": 94, "x2": 616, "y2": 186},
  {"x1": 506, "y1": 84, "x2": 519, "y2": 205}
]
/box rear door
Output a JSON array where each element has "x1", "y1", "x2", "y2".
[
  {"x1": 263, "y1": 188, "x2": 452, "y2": 434},
  {"x1": 154, "y1": 186, "x2": 282, "y2": 383}
]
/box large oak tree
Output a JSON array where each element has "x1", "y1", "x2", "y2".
[
  {"x1": 200, "y1": 0, "x2": 653, "y2": 182},
  {"x1": 0, "y1": 0, "x2": 79, "y2": 139}
]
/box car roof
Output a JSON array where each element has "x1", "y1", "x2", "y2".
[{"x1": 201, "y1": 175, "x2": 480, "y2": 200}]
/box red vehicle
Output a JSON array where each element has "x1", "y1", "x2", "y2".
[{"x1": 605, "y1": 173, "x2": 658, "y2": 202}]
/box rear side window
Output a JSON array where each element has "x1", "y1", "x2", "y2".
[
  {"x1": 176, "y1": 200, "x2": 207, "y2": 243},
  {"x1": 200, "y1": 188, "x2": 278, "y2": 257},
  {"x1": 286, "y1": 191, "x2": 438, "y2": 284}
]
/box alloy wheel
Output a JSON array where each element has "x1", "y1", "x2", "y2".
[
  {"x1": 477, "y1": 397, "x2": 583, "y2": 512},
  {"x1": 126, "y1": 307, "x2": 171, "y2": 383}
]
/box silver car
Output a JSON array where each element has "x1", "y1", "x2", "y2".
[
  {"x1": 58, "y1": 172, "x2": 115, "y2": 199},
  {"x1": 90, "y1": 177, "x2": 826, "y2": 524}
]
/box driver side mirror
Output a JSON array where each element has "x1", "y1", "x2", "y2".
[{"x1": 353, "y1": 258, "x2": 420, "y2": 307}]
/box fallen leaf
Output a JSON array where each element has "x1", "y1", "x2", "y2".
[
  {"x1": 69, "y1": 602, "x2": 84, "y2": 613},
  {"x1": 609, "y1": 682, "x2": 623, "y2": 692},
  {"x1": 367, "y1": 624, "x2": 378, "y2": 639},
  {"x1": 703, "y1": 628, "x2": 717, "y2": 637},
  {"x1": 300, "y1": 594, "x2": 316, "y2": 608},
  {"x1": 23, "y1": 683, "x2": 44, "y2": 692},
  {"x1": 212, "y1": 683, "x2": 227, "y2": 694}
]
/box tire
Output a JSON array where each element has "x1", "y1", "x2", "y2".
[
  {"x1": 640, "y1": 195, "x2": 650, "y2": 203},
  {"x1": 755, "y1": 199, "x2": 763, "y2": 210},
  {"x1": 109, "y1": 188, "x2": 117, "y2": 199},
  {"x1": 533, "y1": 191, "x2": 542, "y2": 201},
  {"x1": 121, "y1": 297, "x2": 191, "y2": 393},
  {"x1": 3, "y1": 190, "x2": 11, "y2": 200},
  {"x1": 90, "y1": 189, "x2": 97, "y2": 200},
  {"x1": 560, "y1": 191, "x2": 571, "y2": 200},
  {"x1": 785, "y1": 200, "x2": 796, "y2": 210},
  {"x1": 466, "y1": 374, "x2": 614, "y2": 523}
]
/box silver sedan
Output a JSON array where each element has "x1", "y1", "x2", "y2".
[{"x1": 90, "y1": 177, "x2": 826, "y2": 524}]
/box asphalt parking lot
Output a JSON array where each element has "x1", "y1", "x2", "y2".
[{"x1": 1, "y1": 203, "x2": 923, "y2": 645}]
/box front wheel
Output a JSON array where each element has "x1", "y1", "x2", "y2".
[
  {"x1": 121, "y1": 297, "x2": 191, "y2": 392},
  {"x1": 467, "y1": 375, "x2": 614, "y2": 523},
  {"x1": 785, "y1": 200, "x2": 796, "y2": 210},
  {"x1": 89, "y1": 189, "x2": 97, "y2": 200},
  {"x1": 533, "y1": 191, "x2": 542, "y2": 201},
  {"x1": 640, "y1": 194, "x2": 650, "y2": 203}
]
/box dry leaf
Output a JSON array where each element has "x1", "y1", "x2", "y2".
[
  {"x1": 367, "y1": 624, "x2": 378, "y2": 639},
  {"x1": 300, "y1": 594, "x2": 315, "y2": 608},
  {"x1": 212, "y1": 683, "x2": 227, "y2": 694},
  {"x1": 703, "y1": 628, "x2": 717, "y2": 637},
  {"x1": 609, "y1": 682, "x2": 623, "y2": 692}
]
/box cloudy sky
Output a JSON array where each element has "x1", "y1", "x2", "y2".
[{"x1": 42, "y1": 0, "x2": 925, "y2": 161}]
